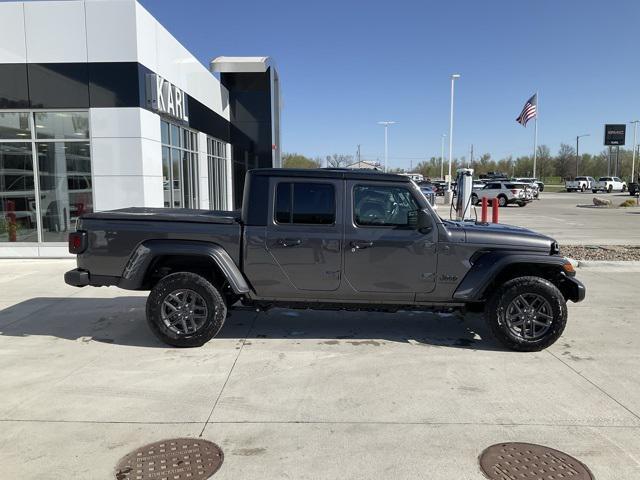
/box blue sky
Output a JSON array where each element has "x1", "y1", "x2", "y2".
[{"x1": 141, "y1": 0, "x2": 640, "y2": 171}]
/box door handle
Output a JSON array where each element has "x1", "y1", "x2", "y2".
[
  {"x1": 350, "y1": 240, "x2": 374, "y2": 250},
  {"x1": 277, "y1": 238, "x2": 302, "y2": 247}
]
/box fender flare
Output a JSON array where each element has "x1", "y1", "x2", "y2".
[
  {"x1": 453, "y1": 251, "x2": 569, "y2": 302},
  {"x1": 119, "y1": 239, "x2": 251, "y2": 293}
]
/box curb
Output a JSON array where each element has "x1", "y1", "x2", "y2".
[{"x1": 575, "y1": 260, "x2": 640, "y2": 269}]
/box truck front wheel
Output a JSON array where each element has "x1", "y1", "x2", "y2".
[
  {"x1": 485, "y1": 276, "x2": 567, "y2": 351},
  {"x1": 146, "y1": 272, "x2": 227, "y2": 347}
]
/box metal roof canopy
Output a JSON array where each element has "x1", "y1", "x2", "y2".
[{"x1": 210, "y1": 56, "x2": 274, "y2": 73}]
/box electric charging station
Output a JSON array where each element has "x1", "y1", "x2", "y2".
[{"x1": 454, "y1": 168, "x2": 474, "y2": 221}]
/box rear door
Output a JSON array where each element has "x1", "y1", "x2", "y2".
[
  {"x1": 343, "y1": 181, "x2": 437, "y2": 298},
  {"x1": 265, "y1": 179, "x2": 342, "y2": 291}
]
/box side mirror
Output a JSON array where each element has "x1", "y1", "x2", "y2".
[{"x1": 417, "y1": 209, "x2": 433, "y2": 233}]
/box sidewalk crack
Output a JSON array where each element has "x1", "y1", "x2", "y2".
[{"x1": 198, "y1": 312, "x2": 258, "y2": 437}]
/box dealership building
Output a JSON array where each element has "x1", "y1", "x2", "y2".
[{"x1": 0, "y1": 0, "x2": 281, "y2": 257}]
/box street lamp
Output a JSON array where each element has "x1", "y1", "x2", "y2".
[
  {"x1": 575, "y1": 134, "x2": 590, "y2": 176},
  {"x1": 440, "y1": 133, "x2": 447, "y2": 180},
  {"x1": 377, "y1": 121, "x2": 397, "y2": 172},
  {"x1": 631, "y1": 121, "x2": 639, "y2": 182},
  {"x1": 447, "y1": 74, "x2": 461, "y2": 194}
]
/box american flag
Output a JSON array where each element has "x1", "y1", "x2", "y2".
[{"x1": 516, "y1": 94, "x2": 537, "y2": 126}]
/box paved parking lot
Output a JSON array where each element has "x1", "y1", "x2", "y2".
[
  {"x1": 1, "y1": 259, "x2": 639, "y2": 479},
  {"x1": 438, "y1": 191, "x2": 640, "y2": 245}
]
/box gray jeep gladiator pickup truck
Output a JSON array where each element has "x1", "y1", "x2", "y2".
[{"x1": 65, "y1": 168, "x2": 585, "y2": 351}]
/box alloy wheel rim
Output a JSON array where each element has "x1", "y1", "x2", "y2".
[
  {"x1": 161, "y1": 289, "x2": 209, "y2": 335},
  {"x1": 505, "y1": 293, "x2": 553, "y2": 340}
]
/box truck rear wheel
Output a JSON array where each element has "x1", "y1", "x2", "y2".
[
  {"x1": 485, "y1": 276, "x2": 567, "y2": 352},
  {"x1": 146, "y1": 272, "x2": 227, "y2": 347}
]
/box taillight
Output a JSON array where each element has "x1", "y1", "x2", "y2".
[{"x1": 68, "y1": 231, "x2": 87, "y2": 254}]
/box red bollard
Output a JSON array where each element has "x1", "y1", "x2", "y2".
[
  {"x1": 481, "y1": 197, "x2": 488, "y2": 223},
  {"x1": 491, "y1": 197, "x2": 499, "y2": 223}
]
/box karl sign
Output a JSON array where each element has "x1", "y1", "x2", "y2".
[{"x1": 145, "y1": 74, "x2": 189, "y2": 122}]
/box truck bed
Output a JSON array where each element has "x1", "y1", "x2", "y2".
[
  {"x1": 83, "y1": 207, "x2": 240, "y2": 224},
  {"x1": 76, "y1": 208, "x2": 243, "y2": 279}
]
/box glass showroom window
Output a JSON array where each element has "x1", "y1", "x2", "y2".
[
  {"x1": 161, "y1": 120, "x2": 199, "y2": 208},
  {"x1": 0, "y1": 111, "x2": 91, "y2": 243},
  {"x1": 207, "y1": 136, "x2": 229, "y2": 210}
]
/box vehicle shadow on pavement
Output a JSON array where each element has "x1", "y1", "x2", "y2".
[
  {"x1": 0, "y1": 298, "x2": 503, "y2": 351},
  {"x1": 220, "y1": 308, "x2": 504, "y2": 351}
]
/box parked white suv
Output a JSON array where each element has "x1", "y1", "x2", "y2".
[
  {"x1": 514, "y1": 178, "x2": 540, "y2": 198},
  {"x1": 471, "y1": 181, "x2": 532, "y2": 207},
  {"x1": 592, "y1": 177, "x2": 627, "y2": 193},
  {"x1": 566, "y1": 176, "x2": 596, "y2": 192}
]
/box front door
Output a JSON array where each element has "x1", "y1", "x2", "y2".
[
  {"x1": 265, "y1": 179, "x2": 342, "y2": 292},
  {"x1": 343, "y1": 181, "x2": 438, "y2": 297}
]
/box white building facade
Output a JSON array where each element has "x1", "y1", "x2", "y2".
[{"x1": 0, "y1": 0, "x2": 281, "y2": 257}]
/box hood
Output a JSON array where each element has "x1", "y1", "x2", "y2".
[{"x1": 457, "y1": 221, "x2": 555, "y2": 252}]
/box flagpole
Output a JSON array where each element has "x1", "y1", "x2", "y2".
[{"x1": 533, "y1": 91, "x2": 538, "y2": 178}]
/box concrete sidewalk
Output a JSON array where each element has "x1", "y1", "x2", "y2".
[{"x1": 1, "y1": 260, "x2": 639, "y2": 479}]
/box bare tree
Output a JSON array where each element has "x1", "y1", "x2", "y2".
[
  {"x1": 555, "y1": 143, "x2": 575, "y2": 180},
  {"x1": 325, "y1": 154, "x2": 353, "y2": 168}
]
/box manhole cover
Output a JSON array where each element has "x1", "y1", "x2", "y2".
[
  {"x1": 479, "y1": 442, "x2": 594, "y2": 480},
  {"x1": 115, "y1": 438, "x2": 223, "y2": 480}
]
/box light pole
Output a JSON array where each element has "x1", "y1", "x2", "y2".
[
  {"x1": 631, "y1": 121, "x2": 639, "y2": 182},
  {"x1": 440, "y1": 134, "x2": 446, "y2": 179},
  {"x1": 377, "y1": 121, "x2": 396, "y2": 172},
  {"x1": 575, "y1": 134, "x2": 589, "y2": 177},
  {"x1": 447, "y1": 74, "x2": 461, "y2": 194}
]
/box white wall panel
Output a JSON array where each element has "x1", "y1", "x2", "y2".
[
  {"x1": 0, "y1": 245, "x2": 40, "y2": 258},
  {"x1": 142, "y1": 175, "x2": 164, "y2": 207},
  {"x1": 91, "y1": 137, "x2": 144, "y2": 176},
  {"x1": 93, "y1": 175, "x2": 146, "y2": 211},
  {"x1": 90, "y1": 108, "x2": 161, "y2": 142},
  {"x1": 133, "y1": 1, "x2": 158, "y2": 72},
  {"x1": 24, "y1": 1, "x2": 88, "y2": 63},
  {"x1": 90, "y1": 108, "x2": 143, "y2": 139},
  {"x1": 0, "y1": 3, "x2": 27, "y2": 63},
  {"x1": 85, "y1": 0, "x2": 137, "y2": 62},
  {"x1": 139, "y1": 108, "x2": 161, "y2": 143},
  {"x1": 151, "y1": 10, "x2": 229, "y2": 119},
  {"x1": 38, "y1": 245, "x2": 72, "y2": 258},
  {"x1": 140, "y1": 137, "x2": 162, "y2": 177}
]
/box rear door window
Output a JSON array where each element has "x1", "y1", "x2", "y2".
[{"x1": 274, "y1": 182, "x2": 335, "y2": 225}]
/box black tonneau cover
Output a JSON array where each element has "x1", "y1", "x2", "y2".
[{"x1": 82, "y1": 207, "x2": 241, "y2": 224}]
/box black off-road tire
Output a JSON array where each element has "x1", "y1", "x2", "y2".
[
  {"x1": 485, "y1": 276, "x2": 567, "y2": 352},
  {"x1": 146, "y1": 272, "x2": 227, "y2": 347}
]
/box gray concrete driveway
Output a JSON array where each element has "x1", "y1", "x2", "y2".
[{"x1": 1, "y1": 259, "x2": 639, "y2": 479}]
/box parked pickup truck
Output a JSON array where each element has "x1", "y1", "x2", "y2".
[
  {"x1": 565, "y1": 176, "x2": 595, "y2": 192},
  {"x1": 65, "y1": 169, "x2": 585, "y2": 351},
  {"x1": 592, "y1": 176, "x2": 627, "y2": 193}
]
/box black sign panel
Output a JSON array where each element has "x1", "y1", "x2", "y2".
[{"x1": 604, "y1": 124, "x2": 626, "y2": 145}]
